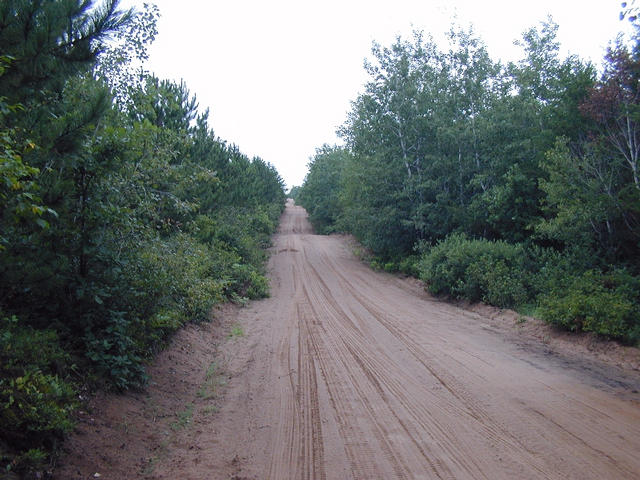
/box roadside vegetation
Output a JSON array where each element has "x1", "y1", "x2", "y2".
[
  {"x1": 297, "y1": 10, "x2": 640, "y2": 347},
  {"x1": 0, "y1": 1, "x2": 285, "y2": 476}
]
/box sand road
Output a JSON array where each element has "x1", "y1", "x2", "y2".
[{"x1": 156, "y1": 199, "x2": 638, "y2": 480}]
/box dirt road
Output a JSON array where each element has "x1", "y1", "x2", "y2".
[
  {"x1": 58, "y1": 200, "x2": 640, "y2": 479},
  {"x1": 147, "y1": 200, "x2": 638, "y2": 480}
]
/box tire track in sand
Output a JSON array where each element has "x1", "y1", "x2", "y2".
[{"x1": 222, "y1": 201, "x2": 640, "y2": 480}]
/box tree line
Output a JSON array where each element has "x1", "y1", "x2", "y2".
[
  {"x1": 0, "y1": 1, "x2": 285, "y2": 475},
  {"x1": 297, "y1": 17, "x2": 640, "y2": 347}
]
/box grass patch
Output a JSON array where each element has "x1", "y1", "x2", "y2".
[
  {"x1": 230, "y1": 293, "x2": 249, "y2": 307},
  {"x1": 170, "y1": 403, "x2": 194, "y2": 431},
  {"x1": 205, "y1": 361, "x2": 217, "y2": 380},
  {"x1": 197, "y1": 362, "x2": 223, "y2": 400},
  {"x1": 229, "y1": 323, "x2": 244, "y2": 338},
  {"x1": 516, "y1": 303, "x2": 538, "y2": 317},
  {"x1": 202, "y1": 404, "x2": 220, "y2": 416}
]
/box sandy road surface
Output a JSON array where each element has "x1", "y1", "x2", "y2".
[{"x1": 158, "y1": 200, "x2": 640, "y2": 480}]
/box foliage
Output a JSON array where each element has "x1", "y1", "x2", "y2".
[
  {"x1": 538, "y1": 137, "x2": 639, "y2": 257},
  {"x1": 288, "y1": 185, "x2": 301, "y2": 201},
  {"x1": 0, "y1": 56, "x2": 56, "y2": 250},
  {"x1": 95, "y1": 2, "x2": 160, "y2": 109},
  {"x1": 297, "y1": 145, "x2": 348, "y2": 234},
  {"x1": 418, "y1": 234, "x2": 530, "y2": 308},
  {"x1": 398, "y1": 255, "x2": 421, "y2": 277},
  {"x1": 299, "y1": 21, "x2": 595, "y2": 258},
  {"x1": 0, "y1": 0, "x2": 132, "y2": 107},
  {"x1": 298, "y1": 15, "x2": 640, "y2": 345},
  {"x1": 537, "y1": 270, "x2": 640, "y2": 343},
  {"x1": 0, "y1": 0, "x2": 285, "y2": 475},
  {"x1": 0, "y1": 316, "x2": 75, "y2": 476}
]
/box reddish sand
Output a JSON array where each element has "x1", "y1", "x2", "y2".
[{"x1": 55, "y1": 200, "x2": 640, "y2": 479}]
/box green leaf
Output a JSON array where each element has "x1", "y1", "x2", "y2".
[{"x1": 35, "y1": 218, "x2": 49, "y2": 229}]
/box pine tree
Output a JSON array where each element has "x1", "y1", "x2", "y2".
[{"x1": 0, "y1": 0, "x2": 131, "y2": 106}]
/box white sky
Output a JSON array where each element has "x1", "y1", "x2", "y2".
[{"x1": 121, "y1": 0, "x2": 635, "y2": 189}]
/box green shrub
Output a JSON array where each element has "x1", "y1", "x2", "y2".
[
  {"x1": 0, "y1": 316, "x2": 76, "y2": 475},
  {"x1": 229, "y1": 263, "x2": 270, "y2": 299},
  {"x1": 84, "y1": 311, "x2": 147, "y2": 391},
  {"x1": 246, "y1": 270, "x2": 270, "y2": 299},
  {"x1": 250, "y1": 208, "x2": 276, "y2": 238},
  {"x1": 145, "y1": 309, "x2": 185, "y2": 349},
  {"x1": 418, "y1": 234, "x2": 530, "y2": 308},
  {"x1": 398, "y1": 255, "x2": 420, "y2": 277},
  {"x1": 128, "y1": 234, "x2": 224, "y2": 317},
  {"x1": 0, "y1": 317, "x2": 68, "y2": 374},
  {"x1": 208, "y1": 208, "x2": 270, "y2": 265},
  {"x1": 0, "y1": 369, "x2": 75, "y2": 439},
  {"x1": 526, "y1": 245, "x2": 594, "y2": 297},
  {"x1": 185, "y1": 277, "x2": 225, "y2": 320},
  {"x1": 369, "y1": 259, "x2": 383, "y2": 271},
  {"x1": 537, "y1": 270, "x2": 640, "y2": 342},
  {"x1": 467, "y1": 257, "x2": 529, "y2": 307}
]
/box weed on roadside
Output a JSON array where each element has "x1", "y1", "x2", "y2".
[
  {"x1": 202, "y1": 404, "x2": 220, "y2": 416},
  {"x1": 197, "y1": 362, "x2": 217, "y2": 399},
  {"x1": 205, "y1": 361, "x2": 217, "y2": 379},
  {"x1": 230, "y1": 293, "x2": 249, "y2": 307},
  {"x1": 143, "y1": 396, "x2": 167, "y2": 423},
  {"x1": 229, "y1": 323, "x2": 244, "y2": 338},
  {"x1": 141, "y1": 456, "x2": 159, "y2": 477},
  {"x1": 170, "y1": 403, "x2": 194, "y2": 431},
  {"x1": 119, "y1": 415, "x2": 135, "y2": 434},
  {"x1": 197, "y1": 362, "x2": 228, "y2": 400}
]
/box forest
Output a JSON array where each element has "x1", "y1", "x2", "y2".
[
  {"x1": 297, "y1": 15, "x2": 640, "y2": 347},
  {"x1": 0, "y1": 1, "x2": 285, "y2": 475}
]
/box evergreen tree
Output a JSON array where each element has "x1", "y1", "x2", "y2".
[{"x1": 0, "y1": 0, "x2": 131, "y2": 106}]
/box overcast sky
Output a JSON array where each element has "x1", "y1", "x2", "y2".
[{"x1": 121, "y1": 0, "x2": 635, "y2": 189}]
